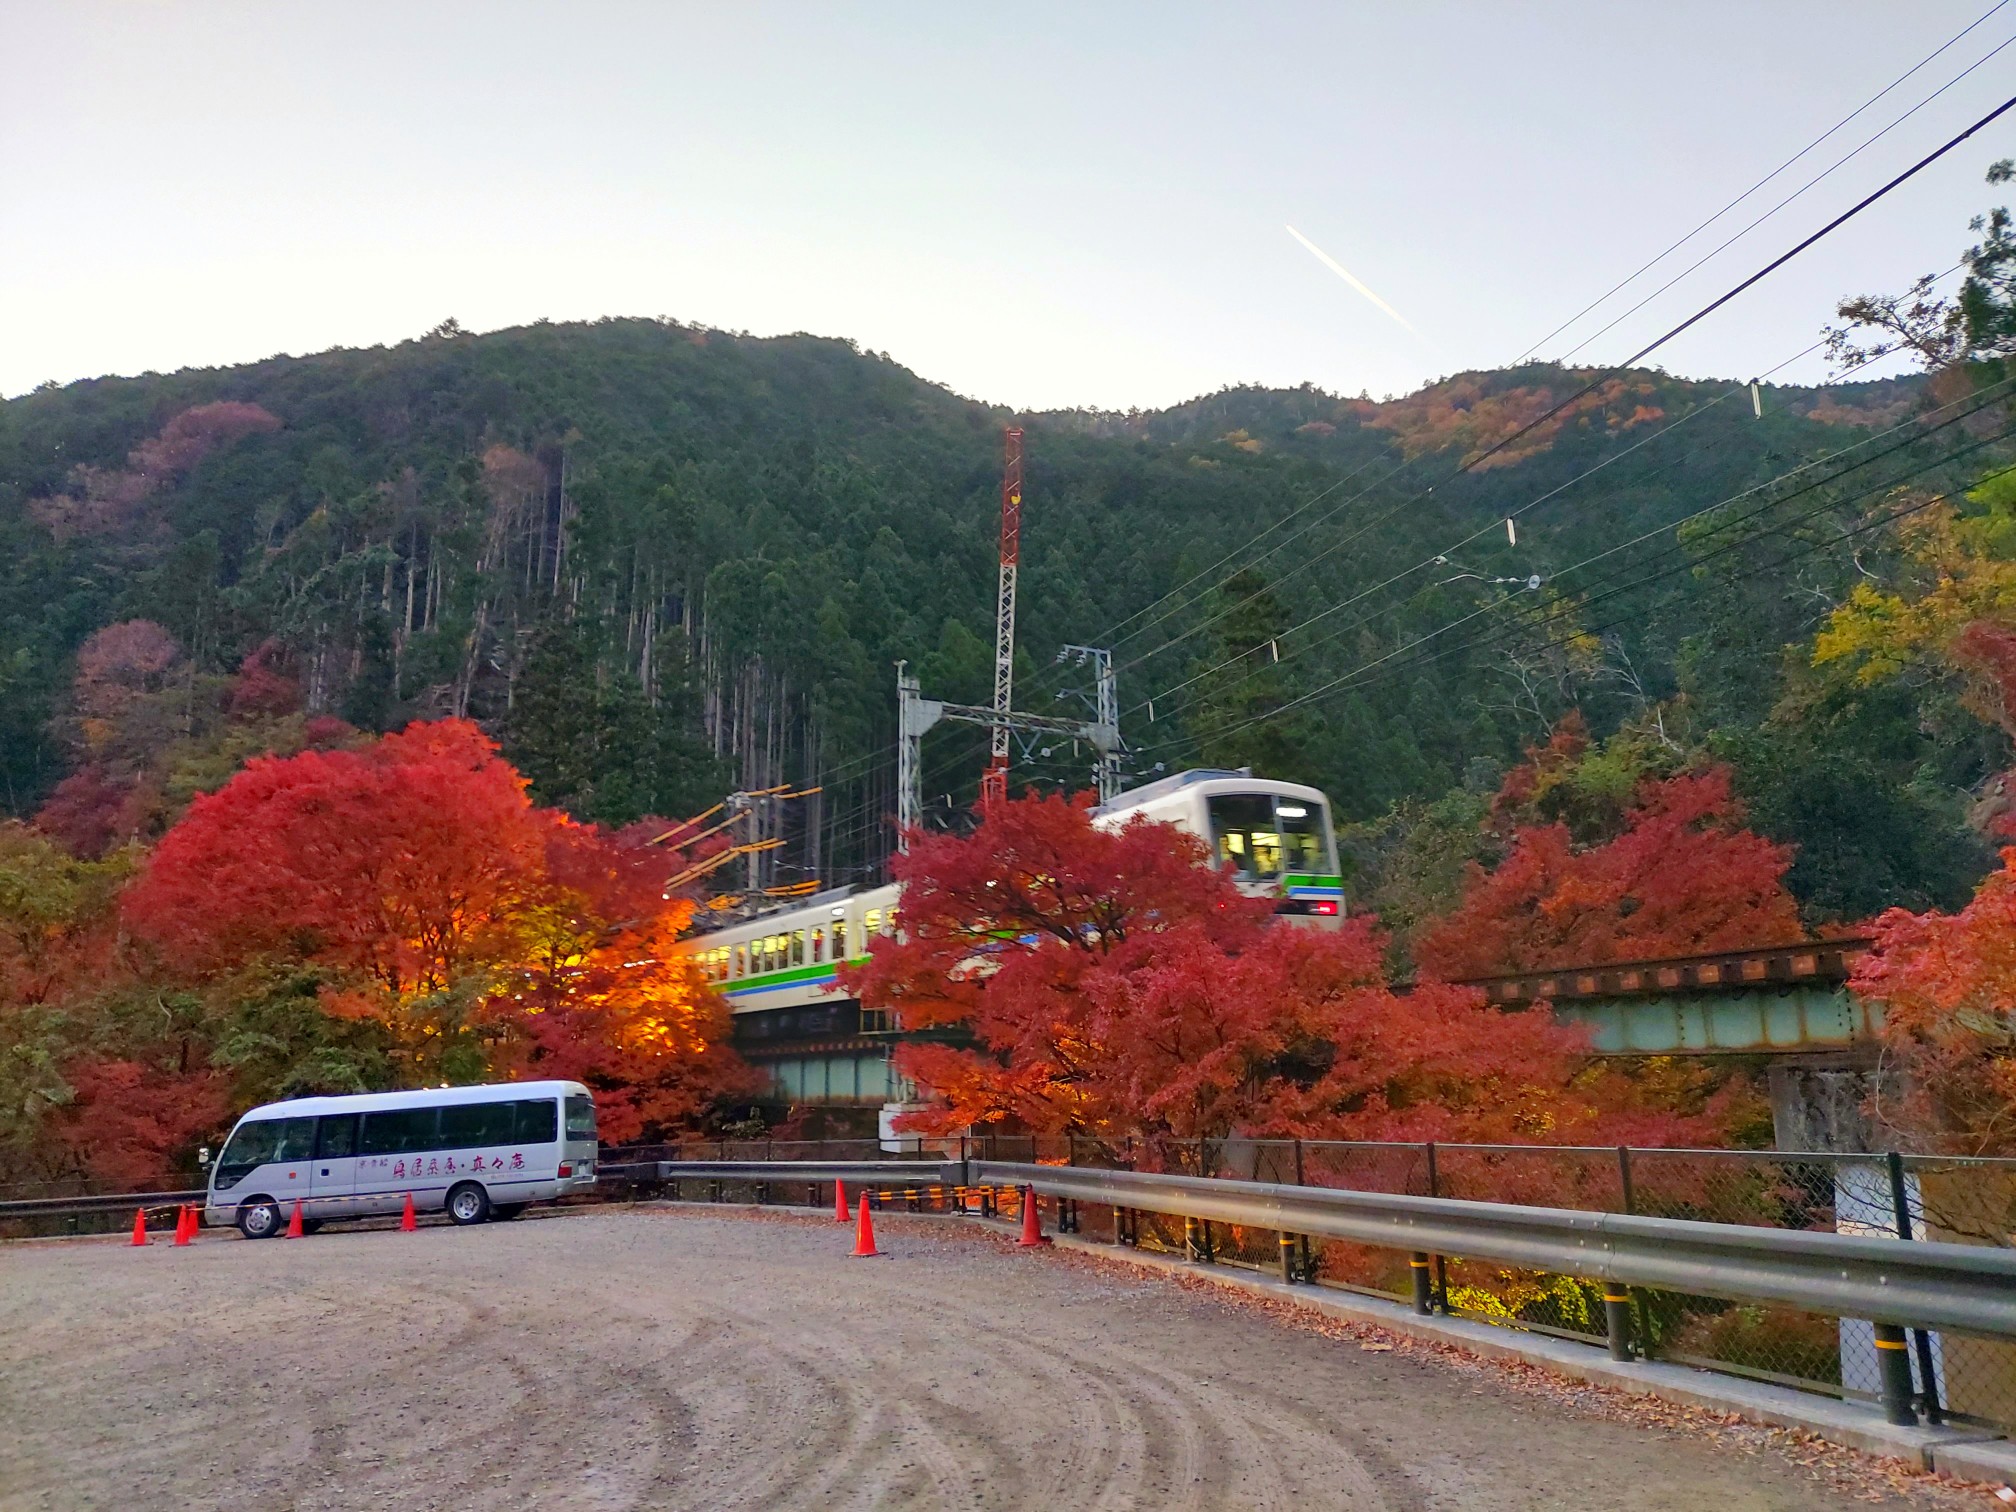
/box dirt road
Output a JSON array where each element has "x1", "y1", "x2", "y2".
[{"x1": 0, "y1": 1207, "x2": 1969, "y2": 1510}]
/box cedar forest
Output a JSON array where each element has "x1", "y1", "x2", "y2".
[{"x1": 3, "y1": 165, "x2": 2016, "y2": 1186}]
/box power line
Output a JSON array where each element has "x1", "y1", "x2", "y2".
[
  {"x1": 1154, "y1": 375, "x2": 2016, "y2": 745},
  {"x1": 1516, "y1": 0, "x2": 2013, "y2": 360},
  {"x1": 1132, "y1": 316, "x2": 1969, "y2": 729},
  {"x1": 1554, "y1": 29, "x2": 2016, "y2": 367},
  {"x1": 1157, "y1": 409, "x2": 2016, "y2": 753},
  {"x1": 1107, "y1": 90, "x2": 2016, "y2": 686}
]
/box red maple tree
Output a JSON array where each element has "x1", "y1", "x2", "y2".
[
  {"x1": 1416, "y1": 767, "x2": 1804, "y2": 979},
  {"x1": 844, "y1": 793, "x2": 1694, "y2": 1149},
  {"x1": 124, "y1": 718, "x2": 547, "y2": 994},
  {"x1": 1851, "y1": 848, "x2": 2016, "y2": 1154},
  {"x1": 42, "y1": 1058, "x2": 232, "y2": 1190}
]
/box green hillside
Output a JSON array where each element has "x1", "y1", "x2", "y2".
[{"x1": 0, "y1": 318, "x2": 2003, "y2": 919}]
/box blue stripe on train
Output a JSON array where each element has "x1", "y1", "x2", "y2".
[{"x1": 725, "y1": 971, "x2": 840, "y2": 999}]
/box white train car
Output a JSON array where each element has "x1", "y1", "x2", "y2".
[{"x1": 687, "y1": 770, "x2": 1344, "y2": 1051}]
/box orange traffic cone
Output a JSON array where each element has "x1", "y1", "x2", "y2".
[
  {"x1": 852, "y1": 1193, "x2": 880, "y2": 1257},
  {"x1": 130, "y1": 1208, "x2": 149, "y2": 1246},
  {"x1": 285, "y1": 1200, "x2": 304, "y2": 1238},
  {"x1": 399, "y1": 1193, "x2": 417, "y2": 1232},
  {"x1": 834, "y1": 1180, "x2": 850, "y2": 1223},
  {"x1": 1018, "y1": 1185, "x2": 1050, "y2": 1247},
  {"x1": 173, "y1": 1205, "x2": 193, "y2": 1246}
]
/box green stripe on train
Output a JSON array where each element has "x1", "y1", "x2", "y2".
[{"x1": 723, "y1": 956, "x2": 873, "y2": 994}]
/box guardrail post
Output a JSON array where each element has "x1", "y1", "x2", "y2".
[
  {"x1": 1425, "y1": 1142, "x2": 1448, "y2": 1313},
  {"x1": 1886, "y1": 1151, "x2": 1944, "y2": 1424},
  {"x1": 1873, "y1": 1324, "x2": 1919, "y2": 1426},
  {"x1": 1603, "y1": 1286, "x2": 1634, "y2": 1361},
  {"x1": 1279, "y1": 1231, "x2": 1299, "y2": 1284},
  {"x1": 1410, "y1": 1253, "x2": 1433, "y2": 1315}
]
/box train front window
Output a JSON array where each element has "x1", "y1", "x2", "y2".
[
  {"x1": 1208, "y1": 795, "x2": 1282, "y2": 879},
  {"x1": 1275, "y1": 801, "x2": 1329, "y2": 874},
  {"x1": 1208, "y1": 794, "x2": 1330, "y2": 880}
]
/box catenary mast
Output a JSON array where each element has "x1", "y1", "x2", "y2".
[{"x1": 981, "y1": 427, "x2": 1024, "y2": 809}]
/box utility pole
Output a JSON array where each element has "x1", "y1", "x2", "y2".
[
  {"x1": 1059, "y1": 644, "x2": 1122, "y2": 805},
  {"x1": 981, "y1": 428, "x2": 1024, "y2": 809}
]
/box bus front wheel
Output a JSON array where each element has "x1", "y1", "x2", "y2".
[
  {"x1": 446, "y1": 1182, "x2": 491, "y2": 1226},
  {"x1": 237, "y1": 1198, "x2": 284, "y2": 1239}
]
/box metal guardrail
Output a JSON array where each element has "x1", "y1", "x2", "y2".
[
  {"x1": 0, "y1": 1189, "x2": 205, "y2": 1220},
  {"x1": 970, "y1": 1160, "x2": 2016, "y2": 1341},
  {"x1": 655, "y1": 1160, "x2": 967, "y2": 1188},
  {"x1": 652, "y1": 1154, "x2": 2016, "y2": 1429}
]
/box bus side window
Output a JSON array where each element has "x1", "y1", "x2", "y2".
[
  {"x1": 359, "y1": 1107, "x2": 437, "y2": 1156},
  {"x1": 314, "y1": 1114, "x2": 359, "y2": 1160},
  {"x1": 441, "y1": 1102, "x2": 516, "y2": 1149},
  {"x1": 515, "y1": 1099, "x2": 558, "y2": 1143},
  {"x1": 274, "y1": 1116, "x2": 317, "y2": 1164}
]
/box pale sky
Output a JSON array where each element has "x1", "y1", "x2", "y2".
[{"x1": 3, "y1": 2, "x2": 2014, "y2": 409}]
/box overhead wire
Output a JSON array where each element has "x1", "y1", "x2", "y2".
[
  {"x1": 1516, "y1": 0, "x2": 2013, "y2": 360},
  {"x1": 1155, "y1": 373, "x2": 2016, "y2": 746},
  {"x1": 1553, "y1": 29, "x2": 2016, "y2": 367},
  {"x1": 1135, "y1": 302, "x2": 1973, "y2": 729},
  {"x1": 1154, "y1": 400, "x2": 2016, "y2": 753},
  {"x1": 1104, "y1": 89, "x2": 2016, "y2": 683}
]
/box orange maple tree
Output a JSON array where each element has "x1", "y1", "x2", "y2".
[
  {"x1": 487, "y1": 816, "x2": 754, "y2": 1142},
  {"x1": 120, "y1": 718, "x2": 751, "y2": 1141}
]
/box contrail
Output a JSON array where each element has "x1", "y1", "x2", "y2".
[{"x1": 1285, "y1": 223, "x2": 1423, "y2": 338}]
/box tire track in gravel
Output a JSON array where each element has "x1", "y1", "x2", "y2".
[
  {"x1": 859, "y1": 1257, "x2": 1403, "y2": 1510},
  {"x1": 1, "y1": 1210, "x2": 1979, "y2": 1512}
]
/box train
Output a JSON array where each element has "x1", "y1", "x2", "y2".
[{"x1": 685, "y1": 770, "x2": 1343, "y2": 1113}]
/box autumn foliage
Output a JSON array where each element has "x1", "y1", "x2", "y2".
[
  {"x1": 127, "y1": 719, "x2": 548, "y2": 992},
  {"x1": 1851, "y1": 850, "x2": 2016, "y2": 1155},
  {"x1": 1417, "y1": 761, "x2": 1805, "y2": 980},
  {"x1": 5, "y1": 718, "x2": 748, "y2": 1186},
  {"x1": 844, "y1": 793, "x2": 1707, "y2": 1148}
]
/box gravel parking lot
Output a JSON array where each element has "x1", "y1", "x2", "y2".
[{"x1": 0, "y1": 1206, "x2": 1976, "y2": 1510}]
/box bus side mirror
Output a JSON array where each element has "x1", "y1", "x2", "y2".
[{"x1": 197, "y1": 1146, "x2": 212, "y2": 1167}]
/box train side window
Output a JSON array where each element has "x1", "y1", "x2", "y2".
[
  {"x1": 811, "y1": 928, "x2": 824, "y2": 963},
  {"x1": 791, "y1": 929, "x2": 806, "y2": 966},
  {"x1": 734, "y1": 944, "x2": 746, "y2": 978},
  {"x1": 832, "y1": 920, "x2": 849, "y2": 959},
  {"x1": 865, "y1": 908, "x2": 881, "y2": 937}
]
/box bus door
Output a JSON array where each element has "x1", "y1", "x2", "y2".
[{"x1": 311, "y1": 1113, "x2": 360, "y2": 1218}]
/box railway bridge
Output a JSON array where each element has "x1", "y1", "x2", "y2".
[{"x1": 738, "y1": 936, "x2": 1890, "y2": 1151}]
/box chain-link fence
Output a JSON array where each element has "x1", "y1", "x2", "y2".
[{"x1": 604, "y1": 1134, "x2": 2016, "y2": 1430}]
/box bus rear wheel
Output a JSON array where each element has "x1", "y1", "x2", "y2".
[
  {"x1": 446, "y1": 1182, "x2": 491, "y2": 1226},
  {"x1": 237, "y1": 1198, "x2": 283, "y2": 1239}
]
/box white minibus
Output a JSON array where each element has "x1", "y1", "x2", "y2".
[{"x1": 203, "y1": 1080, "x2": 599, "y2": 1238}]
